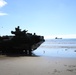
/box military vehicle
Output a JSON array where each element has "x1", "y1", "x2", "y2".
[{"x1": 0, "y1": 26, "x2": 45, "y2": 55}]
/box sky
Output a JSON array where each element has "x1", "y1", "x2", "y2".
[{"x1": 0, "y1": 0, "x2": 76, "y2": 39}]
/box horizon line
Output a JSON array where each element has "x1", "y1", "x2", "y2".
[{"x1": 44, "y1": 34, "x2": 76, "y2": 39}]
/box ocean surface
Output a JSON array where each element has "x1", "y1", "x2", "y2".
[{"x1": 33, "y1": 39, "x2": 76, "y2": 58}]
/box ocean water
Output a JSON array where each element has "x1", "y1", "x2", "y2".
[{"x1": 33, "y1": 39, "x2": 76, "y2": 58}]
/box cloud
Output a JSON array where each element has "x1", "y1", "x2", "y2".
[
  {"x1": 0, "y1": 12, "x2": 8, "y2": 16},
  {"x1": 0, "y1": 0, "x2": 7, "y2": 16},
  {"x1": 0, "y1": 0, "x2": 7, "y2": 8}
]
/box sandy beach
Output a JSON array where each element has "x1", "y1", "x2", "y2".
[{"x1": 0, "y1": 55, "x2": 76, "y2": 75}]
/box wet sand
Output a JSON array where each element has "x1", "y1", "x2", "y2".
[{"x1": 0, "y1": 55, "x2": 76, "y2": 75}]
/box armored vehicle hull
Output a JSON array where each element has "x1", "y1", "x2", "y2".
[{"x1": 0, "y1": 26, "x2": 45, "y2": 55}]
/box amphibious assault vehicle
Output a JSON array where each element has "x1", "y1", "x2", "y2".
[{"x1": 0, "y1": 26, "x2": 45, "y2": 55}]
